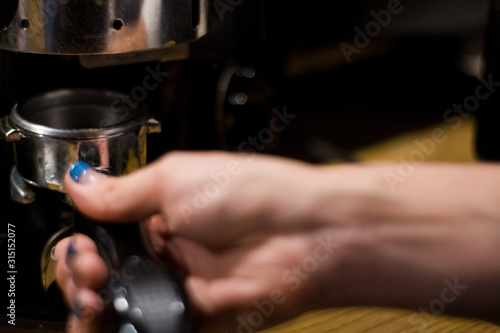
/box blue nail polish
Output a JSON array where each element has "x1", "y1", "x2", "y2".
[
  {"x1": 71, "y1": 297, "x2": 83, "y2": 318},
  {"x1": 66, "y1": 241, "x2": 77, "y2": 265},
  {"x1": 70, "y1": 161, "x2": 91, "y2": 182}
]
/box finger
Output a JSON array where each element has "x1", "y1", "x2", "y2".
[
  {"x1": 71, "y1": 250, "x2": 108, "y2": 290},
  {"x1": 66, "y1": 289, "x2": 105, "y2": 333},
  {"x1": 163, "y1": 237, "x2": 220, "y2": 278},
  {"x1": 186, "y1": 276, "x2": 269, "y2": 314},
  {"x1": 64, "y1": 160, "x2": 164, "y2": 222},
  {"x1": 55, "y1": 234, "x2": 101, "y2": 296},
  {"x1": 144, "y1": 215, "x2": 169, "y2": 255},
  {"x1": 54, "y1": 235, "x2": 99, "y2": 264},
  {"x1": 165, "y1": 237, "x2": 274, "y2": 313},
  {"x1": 146, "y1": 214, "x2": 169, "y2": 237}
]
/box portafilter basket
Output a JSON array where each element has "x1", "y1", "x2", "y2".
[{"x1": 0, "y1": 88, "x2": 161, "y2": 193}]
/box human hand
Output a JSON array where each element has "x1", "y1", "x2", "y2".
[
  {"x1": 55, "y1": 153, "x2": 500, "y2": 332},
  {"x1": 55, "y1": 151, "x2": 340, "y2": 332}
]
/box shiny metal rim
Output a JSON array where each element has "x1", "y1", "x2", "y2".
[{"x1": 10, "y1": 89, "x2": 150, "y2": 139}]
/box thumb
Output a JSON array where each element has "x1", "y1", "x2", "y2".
[{"x1": 65, "y1": 161, "x2": 164, "y2": 222}]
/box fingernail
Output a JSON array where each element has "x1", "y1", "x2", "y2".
[
  {"x1": 69, "y1": 162, "x2": 102, "y2": 185},
  {"x1": 70, "y1": 162, "x2": 91, "y2": 183},
  {"x1": 66, "y1": 240, "x2": 77, "y2": 266},
  {"x1": 71, "y1": 296, "x2": 83, "y2": 318}
]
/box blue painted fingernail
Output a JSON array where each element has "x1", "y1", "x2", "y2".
[
  {"x1": 70, "y1": 162, "x2": 91, "y2": 183},
  {"x1": 71, "y1": 297, "x2": 83, "y2": 318},
  {"x1": 66, "y1": 241, "x2": 77, "y2": 265}
]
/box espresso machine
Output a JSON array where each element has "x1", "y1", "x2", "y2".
[{"x1": 0, "y1": 0, "x2": 234, "y2": 332}]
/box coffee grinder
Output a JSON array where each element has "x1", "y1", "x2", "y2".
[
  {"x1": 0, "y1": 1, "x2": 214, "y2": 332},
  {"x1": 0, "y1": 0, "x2": 312, "y2": 330}
]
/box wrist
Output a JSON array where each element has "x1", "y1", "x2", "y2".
[
  {"x1": 307, "y1": 164, "x2": 385, "y2": 228},
  {"x1": 301, "y1": 164, "x2": 430, "y2": 309}
]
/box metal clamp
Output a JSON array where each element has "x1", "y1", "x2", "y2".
[
  {"x1": 144, "y1": 118, "x2": 162, "y2": 134},
  {"x1": 41, "y1": 226, "x2": 74, "y2": 291},
  {"x1": 10, "y1": 167, "x2": 35, "y2": 204},
  {"x1": 0, "y1": 113, "x2": 20, "y2": 142}
]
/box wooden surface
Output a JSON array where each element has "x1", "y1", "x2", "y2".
[
  {"x1": 261, "y1": 307, "x2": 500, "y2": 333},
  {"x1": 261, "y1": 118, "x2": 500, "y2": 333}
]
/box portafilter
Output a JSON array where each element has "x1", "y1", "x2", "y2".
[{"x1": 0, "y1": 89, "x2": 192, "y2": 333}]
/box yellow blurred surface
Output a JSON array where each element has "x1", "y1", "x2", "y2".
[{"x1": 353, "y1": 118, "x2": 477, "y2": 163}]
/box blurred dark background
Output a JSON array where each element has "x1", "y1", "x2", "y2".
[{"x1": 0, "y1": 0, "x2": 492, "y2": 164}]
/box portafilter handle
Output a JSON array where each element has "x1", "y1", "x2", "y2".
[{"x1": 74, "y1": 212, "x2": 193, "y2": 333}]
